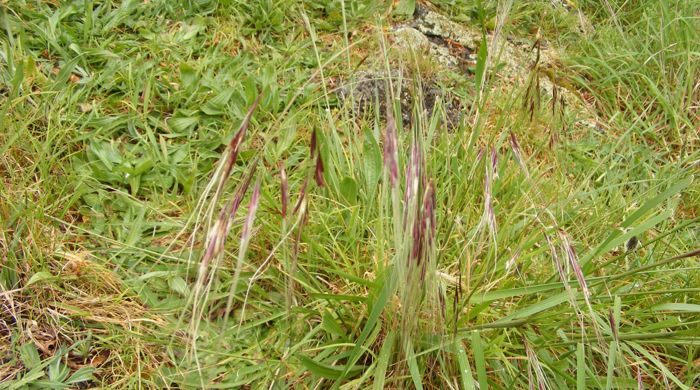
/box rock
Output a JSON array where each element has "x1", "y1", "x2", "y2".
[
  {"x1": 413, "y1": 6, "x2": 480, "y2": 50},
  {"x1": 393, "y1": 26, "x2": 430, "y2": 51},
  {"x1": 410, "y1": 4, "x2": 582, "y2": 105},
  {"x1": 337, "y1": 4, "x2": 595, "y2": 130},
  {"x1": 337, "y1": 70, "x2": 464, "y2": 130}
]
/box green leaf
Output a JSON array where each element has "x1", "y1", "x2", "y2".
[
  {"x1": 339, "y1": 176, "x2": 358, "y2": 205},
  {"x1": 66, "y1": 367, "x2": 96, "y2": 384},
  {"x1": 298, "y1": 355, "x2": 365, "y2": 380},
  {"x1": 89, "y1": 141, "x2": 121, "y2": 169},
  {"x1": 582, "y1": 176, "x2": 692, "y2": 267},
  {"x1": 623, "y1": 176, "x2": 692, "y2": 228},
  {"x1": 406, "y1": 340, "x2": 424, "y2": 390},
  {"x1": 167, "y1": 116, "x2": 199, "y2": 135},
  {"x1": 582, "y1": 210, "x2": 673, "y2": 269},
  {"x1": 373, "y1": 332, "x2": 395, "y2": 390},
  {"x1": 604, "y1": 341, "x2": 617, "y2": 390},
  {"x1": 454, "y1": 340, "x2": 476, "y2": 390},
  {"x1": 19, "y1": 343, "x2": 42, "y2": 370},
  {"x1": 47, "y1": 357, "x2": 70, "y2": 383},
  {"x1": 0, "y1": 57, "x2": 24, "y2": 131},
  {"x1": 470, "y1": 282, "x2": 562, "y2": 304},
  {"x1": 362, "y1": 131, "x2": 382, "y2": 198},
  {"x1": 168, "y1": 276, "x2": 190, "y2": 297},
  {"x1": 628, "y1": 342, "x2": 688, "y2": 389},
  {"x1": 201, "y1": 87, "x2": 236, "y2": 116},
  {"x1": 322, "y1": 311, "x2": 347, "y2": 339},
  {"x1": 179, "y1": 63, "x2": 198, "y2": 91},
  {"x1": 651, "y1": 303, "x2": 700, "y2": 312},
  {"x1": 475, "y1": 34, "x2": 488, "y2": 101},
  {"x1": 132, "y1": 157, "x2": 154, "y2": 175},
  {"x1": 490, "y1": 291, "x2": 570, "y2": 325},
  {"x1": 472, "y1": 332, "x2": 488, "y2": 390},
  {"x1": 393, "y1": 0, "x2": 415, "y2": 16},
  {"x1": 26, "y1": 271, "x2": 56, "y2": 287},
  {"x1": 576, "y1": 343, "x2": 585, "y2": 390},
  {"x1": 335, "y1": 266, "x2": 395, "y2": 385}
]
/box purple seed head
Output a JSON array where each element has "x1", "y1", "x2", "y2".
[
  {"x1": 219, "y1": 95, "x2": 261, "y2": 193},
  {"x1": 314, "y1": 154, "x2": 325, "y2": 187},
  {"x1": 490, "y1": 147, "x2": 498, "y2": 170}
]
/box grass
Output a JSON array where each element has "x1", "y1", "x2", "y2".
[{"x1": 1, "y1": 0, "x2": 698, "y2": 388}]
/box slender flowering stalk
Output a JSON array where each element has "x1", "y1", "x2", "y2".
[
  {"x1": 310, "y1": 129, "x2": 317, "y2": 158},
  {"x1": 294, "y1": 176, "x2": 309, "y2": 214},
  {"x1": 608, "y1": 308, "x2": 618, "y2": 342},
  {"x1": 227, "y1": 159, "x2": 259, "y2": 222},
  {"x1": 524, "y1": 338, "x2": 549, "y2": 390},
  {"x1": 558, "y1": 230, "x2": 605, "y2": 346},
  {"x1": 383, "y1": 114, "x2": 398, "y2": 187},
  {"x1": 280, "y1": 164, "x2": 288, "y2": 218},
  {"x1": 475, "y1": 146, "x2": 485, "y2": 164},
  {"x1": 185, "y1": 95, "x2": 260, "y2": 352},
  {"x1": 545, "y1": 234, "x2": 570, "y2": 292},
  {"x1": 241, "y1": 178, "x2": 262, "y2": 243},
  {"x1": 509, "y1": 132, "x2": 529, "y2": 176},
  {"x1": 637, "y1": 366, "x2": 643, "y2": 390},
  {"x1": 418, "y1": 181, "x2": 436, "y2": 280},
  {"x1": 404, "y1": 140, "x2": 422, "y2": 226},
  {"x1": 505, "y1": 249, "x2": 521, "y2": 273},
  {"x1": 490, "y1": 147, "x2": 499, "y2": 180},
  {"x1": 544, "y1": 232, "x2": 582, "y2": 322},
  {"x1": 197, "y1": 160, "x2": 258, "y2": 286},
  {"x1": 559, "y1": 230, "x2": 590, "y2": 300},
  {"x1": 480, "y1": 147, "x2": 498, "y2": 254},
  {"x1": 223, "y1": 177, "x2": 262, "y2": 330},
  {"x1": 423, "y1": 181, "x2": 436, "y2": 242},
  {"x1": 191, "y1": 160, "x2": 259, "y2": 345},
  {"x1": 278, "y1": 162, "x2": 291, "y2": 315}
]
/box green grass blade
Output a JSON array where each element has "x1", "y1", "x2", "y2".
[
  {"x1": 472, "y1": 332, "x2": 488, "y2": 390},
  {"x1": 454, "y1": 339, "x2": 476, "y2": 390},
  {"x1": 577, "y1": 343, "x2": 585, "y2": 390},
  {"x1": 605, "y1": 341, "x2": 617, "y2": 390},
  {"x1": 406, "y1": 340, "x2": 424, "y2": 390},
  {"x1": 334, "y1": 267, "x2": 395, "y2": 386},
  {"x1": 373, "y1": 331, "x2": 395, "y2": 390}
]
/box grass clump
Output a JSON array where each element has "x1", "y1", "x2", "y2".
[{"x1": 1, "y1": 0, "x2": 698, "y2": 388}]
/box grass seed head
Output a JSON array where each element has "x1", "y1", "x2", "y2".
[
  {"x1": 314, "y1": 154, "x2": 325, "y2": 187},
  {"x1": 218, "y1": 95, "x2": 261, "y2": 194}
]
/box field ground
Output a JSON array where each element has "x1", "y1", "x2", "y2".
[{"x1": 1, "y1": 0, "x2": 699, "y2": 388}]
